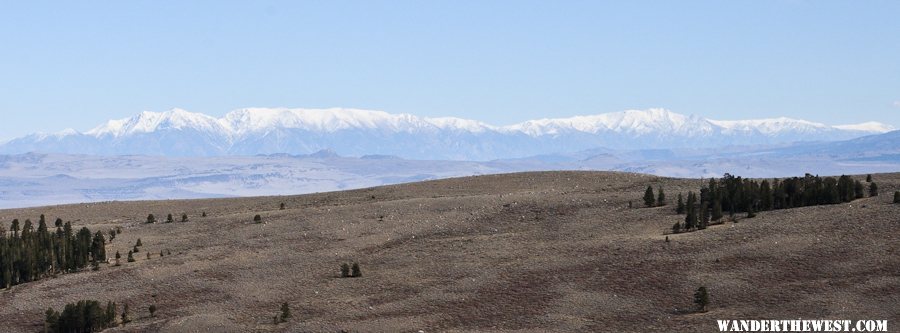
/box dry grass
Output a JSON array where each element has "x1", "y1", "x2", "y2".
[{"x1": 0, "y1": 171, "x2": 897, "y2": 332}]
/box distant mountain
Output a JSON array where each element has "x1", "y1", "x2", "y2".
[
  {"x1": 501, "y1": 129, "x2": 900, "y2": 178},
  {"x1": 2, "y1": 129, "x2": 899, "y2": 208},
  {"x1": 0, "y1": 108, "x2": 892, "y2": 160},
  {"x1": 748, "y1": 128, "x2": 900, "y2": 159}
]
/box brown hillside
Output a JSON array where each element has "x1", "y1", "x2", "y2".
[{"x1": 0, "y1": 171, "x2": 898, "y2": 332}]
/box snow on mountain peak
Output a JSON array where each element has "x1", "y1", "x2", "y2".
[
  {"x1": 223, "y1": 108, "x2": 436, "y2": 134},
  {"x1": 30, "y1": 128, "x2": 82, "y2": 141},
  {"x1": 9, "y1": 107, "x2": 894, "y2": 160},
  {"x1": 708, "y1": 117, "x2": 831, "y2": 135},
  {"x1": 68, "y1": 107, "x2": 896, "y2": 140},
  {"x1": 56, "y1": 128, "x2": 80, "y2": 136},
  {"x1": 86, "y1": 108, "x2": 225, "y2": 137},
  {"x1": 504, "y1": 108, "x2": 712, "y2": 136},
  {"x1": 424, "y1": 117, "x2": 495, "y2": 132}
]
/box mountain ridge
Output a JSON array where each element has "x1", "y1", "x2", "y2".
[
  {"x1": 2, "y1": 128, "x2": 900, "y2": 208},
  {"x1": 1, "y1": 108, "x2": 893, "y2": 160}
]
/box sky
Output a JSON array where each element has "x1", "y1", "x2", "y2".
[{"x1": 1, "y1": 1, "x2": 899, "y2": 140}]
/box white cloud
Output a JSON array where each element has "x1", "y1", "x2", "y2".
[{"x1": 893, "y1": 100, "x2": 900, "y2": 108}]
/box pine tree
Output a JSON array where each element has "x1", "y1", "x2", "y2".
[
  {"x1": 254, "y1": 215, "x2": 262, "y2": 223},
  {"x1": 75, "y1": 226, "x2": 93, "y2": 271},
  {"x1": 115, "y1": 251, "x2": 121, "y2": 266},
  {"x1": 698, "y1": 202, "x2": 709, "y2": 229},
  {"x1": 869, "y1": 182, "x2": 878, "y2": 197},
  {"x1": 711, "y1": 200, "x2": 723, "y2": 222},
  {"x1": 166, "y1": 214, "x2": 174, "y2": 223},
  {"x1": 656, "y1": 187, "x2": 666, "y2": 206},
  {"x1": 181, "y1": 213, "x2": 188, "y2": 222},
  {"x1": 36, "y1": 217, "x2": 53, "y2": 278},
  {"x1": 45, "y1": 307, "x2": 59, "y2": 333},
  {"x1": 699, "y1": 173, "x2": 877, "y2": 215},
  {"x1": 894, "y1": 191, "x2": 900, "y2": 204},
  {"x1": 351, "y1": 262, "x2": 362, "y2": 277},
  {"x1": 643, "y1": 186, "x2": 656, "y2": 207},
  {"x1": 866, "y1": 174, "x2": 872, "y2": 182},
  {"x1": 671, "y1": 221, "x2": 681, "y2": 234},
  {"x1": 91, "y1": 231, "x2": 106, "y2": 263},
  {"x1": 759, "y1": 180, "x2": 773, "y2": 210},
  {"x1": 280, "y1": 203, "x2": 286, "y2": 210},
  {"x1": 684, "y1": 192, "x2": 698, "y2": 230},
  {"x1": 280, "y1": 302, "x2": 291, "y2": 322},
  {"x1": 146, "y1": 214, "x2": 156, "y2": 224},
  {"x1": 854, "y1": 180, "x2": 865, "y2": 199},
  {"x1": 47, "y1": 299, "x2": 112, "y2": 332},
  {"x1": 127, "y1": 250, "x2": 135, "y2": 263},
  {"x1": 694, "y1": 286, "x2": 709, "y2": 312},
  {"x1": 105, "y1": 301, "x2": 117, "y2": 327},
  {"x1": 340, "y1": 263, "x2": 350, "y2": 278},
  {"x1": 1, "y1": 218, "x2": 118, "y2": 289},
  {"x1": 63, "y1": 222, "x2": 74, "y2": 272},
  {"x1": 136, "y1": 238, "x2": 142, "y2": 247},
  {"x1": 121, "y1": 303, "x2": 131, "y2": 324},
  {"x1": 84, "y1": 300, "x2": 104, "y2": 331},
  {"x1": 201, "y1": 212, "x2": 207, "y2": 217},
  {"x1": 133, "y1": 245, "x2": 139, "y2": 253},
  {"x1": 675, "y1": 194, "x2": 685, "y2": 214},
  {"x1": 149, "y1": 304, "x2": 157, "y2": 317}
]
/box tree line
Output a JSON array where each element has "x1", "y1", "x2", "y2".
[
  {"x1": 670, "y1": 173, "x2": 878, "y2": 233},
  {"x1": 0, "y1": 215, "x2": 106, "y2": 288},
  {"x1": 44, "y1": 300, "x2": 120, "y2": 333}
]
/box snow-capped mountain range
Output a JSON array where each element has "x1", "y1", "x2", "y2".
[
  {"x1": 3, "y1": 128, "x2": 900, "y2": 208},
  {"x1": 1, "y1": 108, "x2": 893, "y2": 160}
]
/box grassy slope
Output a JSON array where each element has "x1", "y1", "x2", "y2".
[{"x1": 0, "y1": 171, "x2": 897, "y2": 332}]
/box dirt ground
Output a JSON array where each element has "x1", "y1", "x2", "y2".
[{"x1": 0, "y1": 171, "x2": 897, "y2": 332}]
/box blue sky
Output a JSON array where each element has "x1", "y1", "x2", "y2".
[{"x1": 1, "y1": 1, "x2": 898, "y2": 140}]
